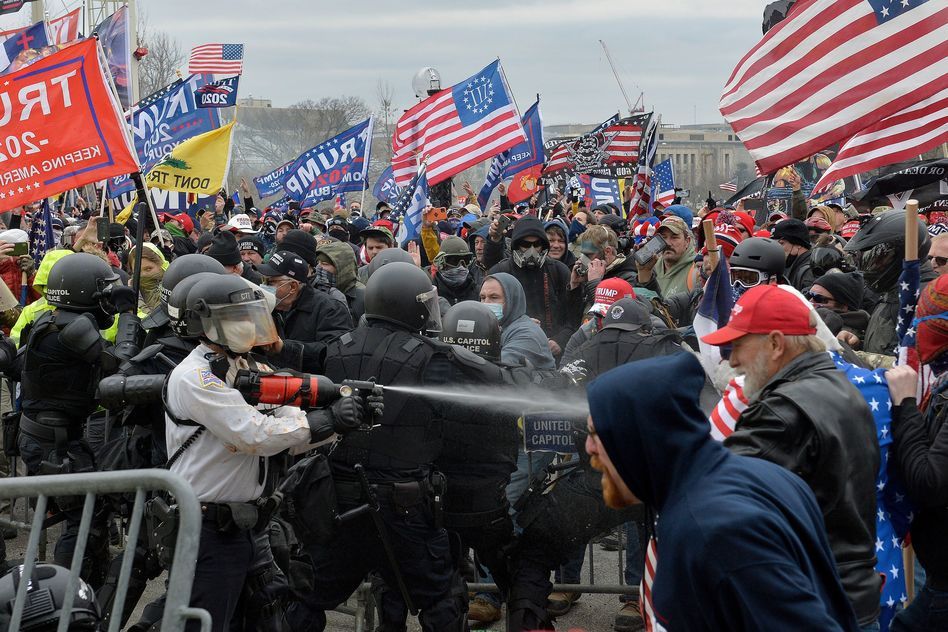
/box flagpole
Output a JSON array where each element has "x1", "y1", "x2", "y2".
[
  {"x1": 98, "y1": 180, "x2": 109, "y2": 218},
  {"x1": 496, "y1": 57, "x2": 522, "y2": 119}
]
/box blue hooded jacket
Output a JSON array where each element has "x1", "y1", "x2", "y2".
[
  {"x1": 487, "y1": 272, "x2": 555, "y2": 370},
  {"x1": 587, "y1": 353, "x2": 859, "y2": 632}
]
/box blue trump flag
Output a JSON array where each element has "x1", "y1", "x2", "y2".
[
  {"x1": 0, "y1": 21, "x2": 49, "y2": 71},
  {"x1": 196, "y1": 76, "x2": 240, "y2": 108},
  {"x1": 373, "y1": 165, "x2": 401, "y2": 205},
  {"x1": 253, "y1": 161, "x2": 292, "y2": 199},
  {"x1": 109, "y1": 74, "x2": 223, "y2": 198},
  {"x1": 392, "y1": 166, "x2": 429, "y2": 246},
  {"x1": 477, "y1": 99, "x2": 544, "y2": 209},
  {"x1": 281, "y1": 117, "x2": 374, "y2": 203}
]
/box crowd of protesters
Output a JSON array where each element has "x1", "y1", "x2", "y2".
[{"x1": 0, "y1": 170, "x2": 943, "y2": 632}]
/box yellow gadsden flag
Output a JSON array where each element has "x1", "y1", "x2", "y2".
[{"x1": 145, "y1": 121, "x2": 235, "y2": 195}]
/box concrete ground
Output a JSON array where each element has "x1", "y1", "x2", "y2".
[{"x1": 2, "y1": 496, "x2": 633, "y2": 632}]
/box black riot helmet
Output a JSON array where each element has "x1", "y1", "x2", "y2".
[
  {"x1": 0, "y1": 563, "x2": 101, "y2": 630},
  {"x1": 845, "y1": 210, "x2": 930, "y2": 293},
  {"x1": 158, "y1": 254, "x2": 227, "y2": 306},
  {"x1": 364, "y1": 261, "x2": 442, "y2": 333},
  {"x1": 167, "y1": 272, "x2": 223, "y2": 339},
  {"x1": 439, "y1": 300, "x2": 501, "y2": 360},
  {"x1": 728, "y1": 237, "x2": 787, "y2": 294},
  {"x1": 185, "y1": 275, "x2": 278, "y2": 354},
  {"x1": 364, "y1": 247, "x2": 415, "y2": 281},
  {"x1": 142, "y1": 254, "x2": 227, "y2": 330},
  {"x1": 45, "y1": 253, "x2": 134, "y2": 328}
]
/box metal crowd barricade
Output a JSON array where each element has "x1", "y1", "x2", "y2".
[{"x1": 0, "y1": 469, "x2": 210, "y2": 632}]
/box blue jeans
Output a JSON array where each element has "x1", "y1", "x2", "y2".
[{"x1": 890, "y1": 586, "x2": 948, "y2": 632}]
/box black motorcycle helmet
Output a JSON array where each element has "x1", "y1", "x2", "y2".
[
  {"x1": 810, "y1": 246, "x2": 854, "y2": 277},
  {"x1": 186, "y1": 275, "x2": 278, "y2": 354},
  {"x1": 0, "y1": 563, "x2": 101, "y2": 630},
  {"x1": 167, "y1": 271, "x2": 224, "y2": 339},
  {"x1": 845, "y1": 210, "x2": 930, "y2": 293},
  {"x1": 439, "y1": 300, "x2": 501, "y2": 360},
  {"x1": 364, "y1": 261, "x2": 441, "y2": 333}
]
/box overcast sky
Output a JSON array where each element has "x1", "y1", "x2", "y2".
[{"x1": 4, "y1": 0, "x2": 766, "y2": 126}]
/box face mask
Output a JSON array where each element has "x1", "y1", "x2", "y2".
[
  {"x1": 513, "y1": 245, "x2": 548, "y2": 269},
  {"x1": 260, "y1": 284, "x2": 277, "y2": 296},
  {"x1": 440, "y1": 266, "x2": 469, "y2": 285},
  {"x1": 485, "y1": 302, "x2": 504, "y2": 321},
  {"x1": 217, "y1": 319, "x2": 257, "y2": 354}
]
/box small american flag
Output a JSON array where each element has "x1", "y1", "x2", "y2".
[
  {"x1": 719, "y1": 177, "x2": 738, "y2": 193},
  {"x1": 28, "y1": 201, "x2": 55, "y2": 267},
  {"x1": 650, "y1": 159, "x2": 676, "y2": 208},
  {"x1": 188, "y1": 43, "x2": 244, "y2": 75}
]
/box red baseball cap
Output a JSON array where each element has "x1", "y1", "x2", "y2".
[
  {"x1": 701, "y1": 285, "x2": 816, "y2": 346},
  {"x1": 589, "y1": 278, "x2": 635, "y2": 316},
  {"x1": 172, "y1": 213, "x2": 194, "y2": 234}
]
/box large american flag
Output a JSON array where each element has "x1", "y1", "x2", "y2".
[
  {"x1": 650, "y1": 159, "x2": 676, "y2": 209},
  {"x1": 813, "y1": 87, "x2": 948, "y2": 193},
  {"x1": 188, "y1": 44, "x2": 245, "y2": 75},
  {"x1": 720, "y1": 0, "x2": 948, "y2": 175},
  {"x1": 391, "y1": 60, "x2": 526, "y2": 187}
]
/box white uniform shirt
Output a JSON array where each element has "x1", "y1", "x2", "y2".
[{"x1": 165, "y1": 344, "x2": 330, "y2": 502}]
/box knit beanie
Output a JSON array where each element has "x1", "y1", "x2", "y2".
[
  {"x1": 915, "y1": 274, "x2": 948, "y2": 364},
  {"x1": 813, "y1": 271, "x2": 864, "y2": 311}
]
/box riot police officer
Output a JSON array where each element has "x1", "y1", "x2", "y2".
[
  {"x1": 165, "y1": 274, "x2": 369, "y2": 632},
  {"x1": 302, "y1": 262, "x2": 491, "y2": 632},
  {"x1": 16, "y1": 253, "x2": 137, "y2": 587}
]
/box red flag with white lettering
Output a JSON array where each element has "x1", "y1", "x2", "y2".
[{"x1": 0, "y1": 38, "x2": 138, "y2": 212}]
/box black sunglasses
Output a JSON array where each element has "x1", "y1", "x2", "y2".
[
  {"x1": 806, "y1": 292, "x2": 833, "y2": 304},
  {"x1": 929, "y1": 255, "x2": 948, "y2": 267}
]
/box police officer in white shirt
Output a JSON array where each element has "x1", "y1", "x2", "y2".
[{"x1": 164, "y1": 274, "x2": 367, "y2": 631}]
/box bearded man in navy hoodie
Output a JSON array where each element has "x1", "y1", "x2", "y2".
[{"x1": 584, "y1": 353, "x2": 859, "y2": 631}]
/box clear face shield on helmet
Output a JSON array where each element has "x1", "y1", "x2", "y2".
[
  {"x1": 417, "y1": 285, "x2": 442, "y2": 334},
  {"x1": 200, "y1": 299, "x2": 279, "y2": 354}
]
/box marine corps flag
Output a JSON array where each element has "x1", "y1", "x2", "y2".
[{"x1": 145, "y1": 121, "x2": 235, "y2": 194}]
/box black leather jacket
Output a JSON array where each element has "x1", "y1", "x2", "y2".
[{"x1": 724, "y1": 351, "x2": 881, "y2": 625}]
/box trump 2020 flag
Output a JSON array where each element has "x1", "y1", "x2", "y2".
[
  {"x1": 477, "y1": 99, "x2": 544, "y2": 209},
  {"x1": 391, "y1": 60, "x2": 526, "y2": 187},
  {"x1": 373, "y1": 165, "x2": 401, "y2": 205},
  {"x1": 196, "y1": 76, "x2": 240, "y2": 108},
  {"x1": 281, "y1": 117, "x2": 374, "y2": 203},
  {"x1": 392, "y1": 166, "x2": 429, "y2": 246}
]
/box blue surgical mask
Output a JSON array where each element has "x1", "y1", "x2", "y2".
[
  {"x1": 485, "y1": 302, "x2": 504, "y2": 321},
  {"x1": 260, "y1": 284, "x2": 277, "y2": 296}
]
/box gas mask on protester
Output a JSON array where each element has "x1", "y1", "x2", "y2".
[{"x1": 512, "y1": 244, "x2": 548, "y2": 270}]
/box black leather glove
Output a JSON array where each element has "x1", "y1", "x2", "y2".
[
  {"x1": 100, "y1": 284, "x2": 137, "y2": 314},
  {"x1": 330, "y1": 396, "x2": 365, "y2": 433},
  {"x1": 366, "y1": 393, "x2": 384, "y2": 420}
]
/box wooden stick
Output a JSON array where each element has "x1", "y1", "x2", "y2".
[
  {"x1": 903, "y1": 543, "x2": 916, "y2": 604},
  {"x1": 703, "y1": 219, "x2": 718, "y2": 269},
  {"x1": 906, "y1": 199, "x2": 919, "y2": 262}
]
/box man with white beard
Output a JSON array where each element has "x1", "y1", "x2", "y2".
[{"x1": 701, "y1": 284, "x2": 882, "y2": 631}]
